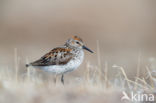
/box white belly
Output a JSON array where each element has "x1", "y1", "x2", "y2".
[{"x1": 34, "y1": 51, "x2": 84, "y2": 74}]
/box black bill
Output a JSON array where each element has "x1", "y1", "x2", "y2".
[{"x1": 83, "y1": 45, "x2": 94, "y2": 53}]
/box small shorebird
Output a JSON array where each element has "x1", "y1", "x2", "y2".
[{"x1": 26, "y1": 36, "x2": 93, "y2": 84}]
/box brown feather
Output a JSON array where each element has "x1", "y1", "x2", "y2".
[{"x1": 30, "y1": 47, "x2": 73, "y2": 66}]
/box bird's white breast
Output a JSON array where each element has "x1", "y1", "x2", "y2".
[{"x1": 35, "y1": 50, "x2": 84, "y2": 74}]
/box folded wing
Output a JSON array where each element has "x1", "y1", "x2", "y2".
[{"x1": 30, "y1": 47, "x2": 73, "y2": 66}]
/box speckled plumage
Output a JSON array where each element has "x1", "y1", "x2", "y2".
[{"x1": 26, "y1": 36, "x2": 93, "y2": 84}]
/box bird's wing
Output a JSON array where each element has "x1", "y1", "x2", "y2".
[{"x1": 30, "y1": 47, "x2": 73, "y2": 66}]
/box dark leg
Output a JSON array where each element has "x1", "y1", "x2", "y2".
[
  {"x1": 53, "y1": 75, "x2": 57, "y2": 84},
  {"x1": 61, "y1": 74, "x2": 64, "y2": 84}
]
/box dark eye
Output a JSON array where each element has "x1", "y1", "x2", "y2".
[{"x1": 76, "y1": 41, "x2": 80, "y2": 44}]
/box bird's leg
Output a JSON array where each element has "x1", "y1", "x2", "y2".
[
  {"x1": 61, "y1": 74, "x2": 64, "y2": 85},
  {"x1": 53, "y1": 75, "x2": 57, "y2": 84}
]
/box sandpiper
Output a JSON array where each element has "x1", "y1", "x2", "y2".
[{"x1": 26, "y1": 36, "x2": 93, "y2": 84}]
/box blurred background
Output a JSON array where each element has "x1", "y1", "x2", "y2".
[{"x1": 0, "y1": 0, "x2": 156, "y2": 80}]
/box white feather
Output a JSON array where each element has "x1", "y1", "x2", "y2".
[{"x1": 34, "y1": 50, "x2": 84, "y2": 74}]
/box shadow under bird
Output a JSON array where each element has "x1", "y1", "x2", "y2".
[{"x1": 26, "y1": 36, "x2": 93, "y2": 84}]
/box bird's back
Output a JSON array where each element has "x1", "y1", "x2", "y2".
[{"x1": 28, "y1": 46, "x2": 73, "y2": 66}]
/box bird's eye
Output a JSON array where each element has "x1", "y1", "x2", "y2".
[{"x1": 76, "y1": 41, "x2": 80, "y2": 44}]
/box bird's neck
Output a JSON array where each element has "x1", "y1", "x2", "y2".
[{"x1": 64, "y1": 44, "x2": 83, "y2": 56}]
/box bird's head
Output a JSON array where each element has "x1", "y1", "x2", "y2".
[{"x1": 65, "y1": 36, "x2": 93, "y2": 53}]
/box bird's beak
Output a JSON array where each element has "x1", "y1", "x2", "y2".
[{"x1": 83, "y1": 45, "x2": 94, "y2": 53}]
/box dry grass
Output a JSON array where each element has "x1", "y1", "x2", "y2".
[{"x1": 0, "y1": 47, "x2": 155, "y2": 103}]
